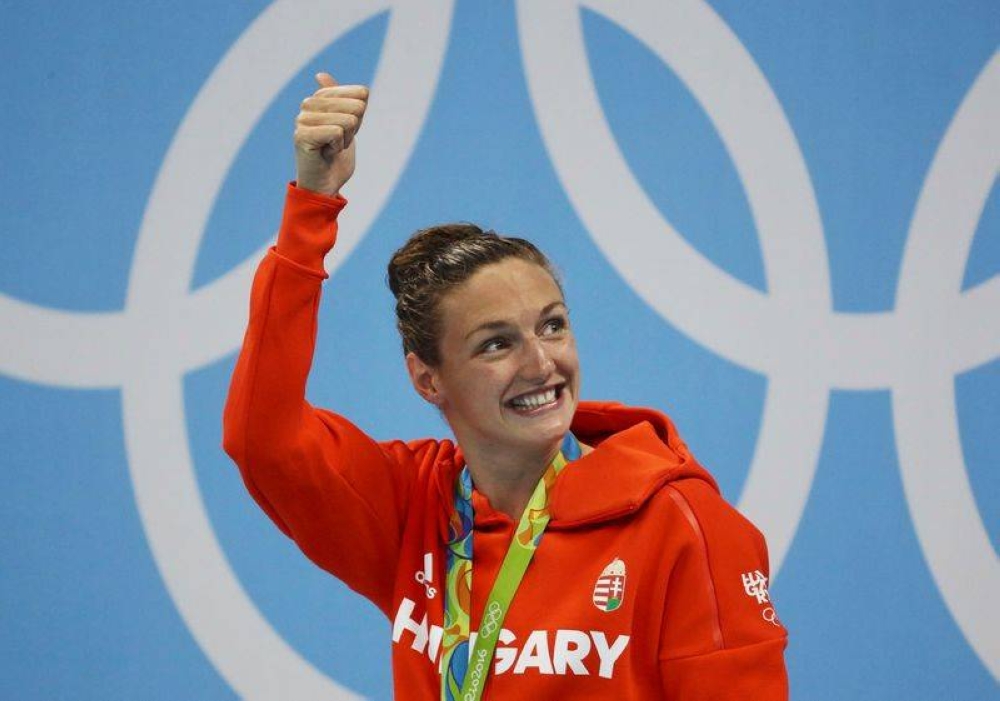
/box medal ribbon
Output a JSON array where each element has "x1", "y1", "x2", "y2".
[{"x1": 440, "y1": 433, "x2": 582, "y2": 701}]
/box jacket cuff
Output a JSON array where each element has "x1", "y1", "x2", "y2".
[{"x1": 275, "y1": 181, "x2": 348, "y2": 272}]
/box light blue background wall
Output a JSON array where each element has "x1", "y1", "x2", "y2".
[{"x1": 2, "y1": 1, "x2": 997, "y2": 699}]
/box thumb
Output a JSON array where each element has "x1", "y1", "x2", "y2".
[{"x1": 315, "y1": 72, "x2": 337, "y2": 89}]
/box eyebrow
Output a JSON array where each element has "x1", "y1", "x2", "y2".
[{"x1": 464, "y1": 301, "x2": 567, "y2": 341}]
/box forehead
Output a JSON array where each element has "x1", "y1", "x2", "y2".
[{"x1": 439, "y1": 258, "x2": 564, "y2": 331}]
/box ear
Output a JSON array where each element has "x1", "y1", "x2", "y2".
[{"x1": 406, "y1": 352, "x2": 445, "y2": 407}]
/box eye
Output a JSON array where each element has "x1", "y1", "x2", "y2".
[
  {"x1": 541, "y1": 315, "x2": 568, "y2": 335},
  {"x1": 479, "y1": 337, "x2": 510, "y2": 354}
]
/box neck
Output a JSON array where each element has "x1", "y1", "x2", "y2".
[
  {"x1": 462, "y1": 438, "x2": 593, "y2": 520},
  {"x1": 463, "y1": 442, "x2": 560, "y2": 520}
]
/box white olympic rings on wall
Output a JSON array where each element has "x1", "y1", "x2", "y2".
[
  {"x1": 2, "y1": 1, "x2": 454, "y2": 698},
  {"x1": 518, "y1": 0, "x2": 998, "y2": 679},
  {"x1": 0, "y1": 0, "x2": 996, "y2": 693}
]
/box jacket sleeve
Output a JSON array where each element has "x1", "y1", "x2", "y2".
[
  {"x1": 222, "y1": 183, "x2": 425, "y2": 617},
  {"x1": 658, "y1": 479, "x2": 789, "y2": 700}
]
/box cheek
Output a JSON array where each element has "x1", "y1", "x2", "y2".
[
  {"x1": 452, "y1": 364, "x2": 508, "y2": 407},
  {"x1": 556, "y1": 340, "x2": 581, "y2": 373}
]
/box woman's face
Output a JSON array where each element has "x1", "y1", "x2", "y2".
[{"x1": 408, "y1": 257, "x2": 581, "y2": 462}]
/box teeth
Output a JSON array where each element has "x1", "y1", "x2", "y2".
[{"x1": 511, "y1": 388, "x2": 557, "y2": 410}]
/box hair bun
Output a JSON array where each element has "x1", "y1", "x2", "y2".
[{"x1": 387, "y1": 223, "x2": 489, "y2": 298}]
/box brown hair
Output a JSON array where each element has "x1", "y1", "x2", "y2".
[{"x1": 387, "y1": 223, "x2": 561, "y2": 365}]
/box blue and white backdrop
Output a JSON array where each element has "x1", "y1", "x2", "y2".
[{"x1": 2, "y1": 1, "x2": 998, "y2": 699}]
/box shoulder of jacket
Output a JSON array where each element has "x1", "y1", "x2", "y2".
[
  {"x1": 661, "y1": 478, "x2": 768, "y2": 562},
  {"x1": 658, "y1": 478, "x2": 785, "y2": 651}
]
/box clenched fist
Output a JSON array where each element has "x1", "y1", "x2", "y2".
[{"x1": 294, "y1": 72, "x2": 369, "y2": 197}]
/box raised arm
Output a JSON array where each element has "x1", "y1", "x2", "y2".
[{"x1": 222, "y1": 74, "x2": 421, "y2": 615}]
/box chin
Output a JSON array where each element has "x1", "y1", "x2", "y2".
[{"x1": 508, "y1": 399, "x2": 576, "y2": 448}]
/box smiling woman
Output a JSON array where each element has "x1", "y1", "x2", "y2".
[
  {"x1": 392, "y1": 232, "x2": 582, "y2": 520},
  {"x1": 222, "y1": 72, "x2": 789, "y2": 700}
]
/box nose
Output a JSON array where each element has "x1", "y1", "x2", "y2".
[{"x1": 520, "y1": 337, "x2": 555, "y2": 382}]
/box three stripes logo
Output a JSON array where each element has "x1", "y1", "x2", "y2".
[{"x1": 592, "y1": 558, "x2": 627, "y2": 613}]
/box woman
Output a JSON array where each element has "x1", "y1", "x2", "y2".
[{"x1": 223, "y1": 73, "x2": 788, "y2": 700}]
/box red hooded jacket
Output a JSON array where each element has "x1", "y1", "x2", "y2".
[{"x1": 223, "y1": 184, "x2": 789, "y2": 699}]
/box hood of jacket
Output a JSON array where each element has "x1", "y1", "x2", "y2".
[
  {"x1": 547, "y1": 400, "x2": 718, "y2": 528},
  {"x1": 438, "y1": 400, "x2": 719, "y2": 532}
]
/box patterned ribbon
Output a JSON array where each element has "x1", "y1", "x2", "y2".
[{"x1": 440, "y1": 433, "x2": 582, "y2": 701}]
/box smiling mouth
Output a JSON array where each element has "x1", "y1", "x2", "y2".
[{"x1": 507, "y1": 384, "x2": 565, "y2": 412}]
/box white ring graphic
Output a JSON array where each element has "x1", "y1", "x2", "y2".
[
  {"x1": 893, "y1": 51, "x2": 1000, "y2": 680},
  {"x1": 518, "y1": 0, "x2": 998, "y2": 678},
  {"x1": 517, "y1": 0, "x2": 830, "y2": 578},
  {"x1": 123, "y1": 2, "x2": 454, "y2": 697},
  {"x1": 0, "y1": 0, "x2": 452, "y2": 698},
  {"x1": 1, "y1": 0, "x2": 997, "y2": 690}
]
